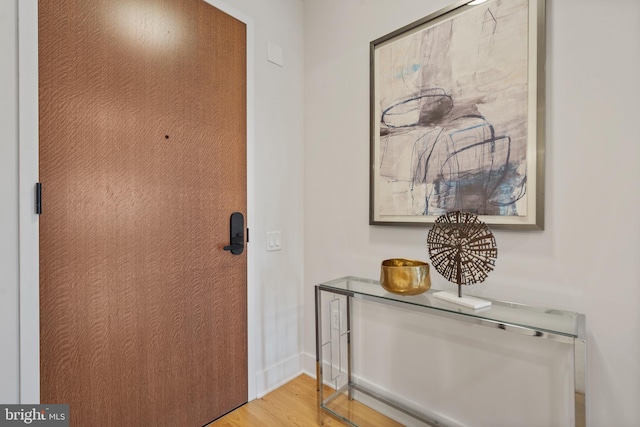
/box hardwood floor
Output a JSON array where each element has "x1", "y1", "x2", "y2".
[
  {"x1": 209, "y1": 375, "x2": 586, "y2": 427},
  {"x1": 207, "y1": 374, "x2": 403, "y2": 426}
]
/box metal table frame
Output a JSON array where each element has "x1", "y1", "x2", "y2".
[{"x1": 315, "y1": 276, "x2": 587, "y2": 427}]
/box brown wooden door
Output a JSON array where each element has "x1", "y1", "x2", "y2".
[{"x1": 38, "y1": 1, "x2": 247, "y2": 426}]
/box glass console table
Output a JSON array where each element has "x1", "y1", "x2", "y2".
[{"x1": 315, "y1": 276, "x2": 586, "y2": 427}]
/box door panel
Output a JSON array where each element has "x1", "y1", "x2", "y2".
[{"x1": 39, "y1": 1, "x2": 247, "y2": 425}]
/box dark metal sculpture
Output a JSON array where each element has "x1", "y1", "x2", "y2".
[{"x1": 427, "y1": 211, "x2": 497, "y2": 297}]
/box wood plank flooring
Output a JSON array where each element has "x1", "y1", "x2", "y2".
[
  {"x1": 207, "y1": 374, "x2": 402, "y2": 426},
  {"x1": 209, "y1": 374, "x2": 586, "y2": 426}
]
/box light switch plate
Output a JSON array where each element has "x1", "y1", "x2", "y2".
[
  {"x1": 266, "y1": 231, "x2": 282, "y2": 251},
  {"x1": 267, "y1": 42, "x2": 284, "y2": 67}
]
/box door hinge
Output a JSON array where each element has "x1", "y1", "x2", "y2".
[
  {"x1": 247, "y1": 227, "x2": 250, "y2": 243},
  {"x1": 35, "y1": 182, "x2": 42, "y2": 215}
]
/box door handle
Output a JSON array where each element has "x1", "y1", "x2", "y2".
[{"x1": 223, "y1": 212, "x2": 244, "y2": 255}]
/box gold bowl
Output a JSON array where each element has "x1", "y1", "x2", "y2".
[{"x1": 380, "y1": 259, "x2": 431, "y2": 295}]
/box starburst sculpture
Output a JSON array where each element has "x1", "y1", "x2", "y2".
[{"x1": 427, "y1": 211, "x2": 497, "y2": 297}]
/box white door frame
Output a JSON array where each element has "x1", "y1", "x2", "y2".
[{"x1": 18, "y1": 0, "x2": 257, "y2": 403}]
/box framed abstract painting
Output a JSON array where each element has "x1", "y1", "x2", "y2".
[{"x1": 370, "y1": 0, "x2": 546, "y2": 229}]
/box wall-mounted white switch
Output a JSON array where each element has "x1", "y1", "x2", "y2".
[
  {"x1": 267, "y1": 42, "x2": 284, "y2": 67},
  {"x1": 266, "y1": 231, "x2": 282, "y2": 251}
]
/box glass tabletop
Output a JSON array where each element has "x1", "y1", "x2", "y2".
[{"x1": 318, "y1": 276, "x2": 583, "y2": 339}]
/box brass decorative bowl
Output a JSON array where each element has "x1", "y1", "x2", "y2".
[{"x1": 380, "y1": 259, "x2": 431, "y2": 295}]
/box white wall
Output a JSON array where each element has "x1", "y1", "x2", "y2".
[
  {"x1": 304, "y1": 1, "x2": 640, "y2": 426},
  {"x1": 230, "y1": 0, "x2": 306, "y2": 395},
  {"x1": 0, "y1": 0, "x2": 304, "y2": 402},
  {"x1": 0, "y1": 0, "x2": 20, "y2": 404}
]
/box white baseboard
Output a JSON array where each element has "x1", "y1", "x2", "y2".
[
  {"x1": 301, "y1": 351, "x2": 344, "y2": 389},
  {"x1": 302, "y1": 351, "x2": 316, "y2": 377},
  {"x1": 301, "y1": 352, "x2": 466, "y2": 427},
  {"x1": 256, "y1": 353, "x2": 304, "y2": 398},
  {"x1": 348, "y1": 378, "x2": 467, "y2": 427}
]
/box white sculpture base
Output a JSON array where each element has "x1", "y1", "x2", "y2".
[{"x1": 433, "y1": 291, "x2": 492, "y2": 310}]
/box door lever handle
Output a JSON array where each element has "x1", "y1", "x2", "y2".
[
  {"x1": 224, "y1": 243, "x2": 244, "y2": 252},
  {"x1": 224, "y1": 212, "x2": 245, "y2": 255}
]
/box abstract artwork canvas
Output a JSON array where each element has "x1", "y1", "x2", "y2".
[{"x1": 370, "y1": 0, "x2": 545, "y2": 229}]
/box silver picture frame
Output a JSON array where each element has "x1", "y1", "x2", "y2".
[{"x1": 370, "y1": 0, "x2": 546, "y2": 230}]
